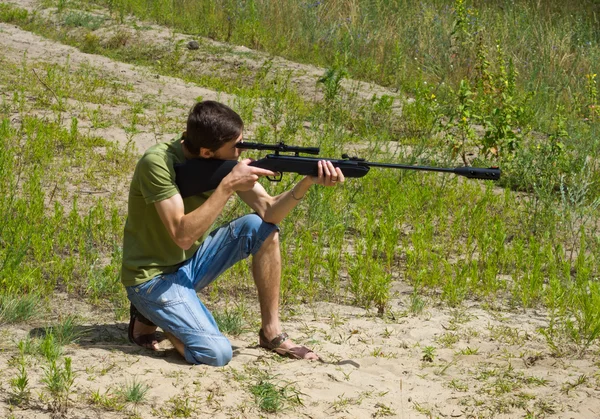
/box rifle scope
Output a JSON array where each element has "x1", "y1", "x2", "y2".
[{"x1": 236, "y1": 141, "x2": 320, "y2": 156}]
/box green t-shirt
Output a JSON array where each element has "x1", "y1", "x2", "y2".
[{"x1": 120, "y1": 138, "x2": 212, "y2": 287}]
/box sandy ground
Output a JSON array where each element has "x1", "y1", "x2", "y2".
[{"x1": 1, "y1": 2, "x2": 600, "y2": 418}]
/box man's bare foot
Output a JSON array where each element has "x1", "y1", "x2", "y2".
[
  {"x1": 259, "y1": 328, "x2": 320, "y2": 360},
  {"x1": 129, "y1": 318, "x2": 160, "y2": 351}
]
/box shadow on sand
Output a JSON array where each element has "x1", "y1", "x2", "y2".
[{"x1": 27, "y1": 323, "x2": 246, "y2": 365}]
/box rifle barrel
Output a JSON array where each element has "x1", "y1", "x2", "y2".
[
  {"x1": 365, "y1": 162, "x2": 454, "y2": 173},
  {"x1": 364, "y1": 162, "x2": 501, "y2": 180}
]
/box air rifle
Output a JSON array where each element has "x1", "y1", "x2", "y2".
[{"x1": 174, "y1": 141, "x2": 501, "y2": 198}]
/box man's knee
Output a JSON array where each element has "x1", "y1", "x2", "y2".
[
  {"x1": 237, "y1": 214, "x2": 279, "y2": 256},
  {"x1": 185, "y1": 338, "x2": 233, "y2": 367}
]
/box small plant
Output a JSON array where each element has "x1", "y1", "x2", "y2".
[
  {"x1": 42, "y1": 356, "x2": 75, "y2": 414},
  {"x1": 561, "y1": 374, "x2": 588, "y2": 395},
  {"x1": 213, "y1": 307, "x2": 244, "y2": 336},
  {"x1": 447, "y1": 379, "x2": 468, "y2": 392},
  {"x1": 318, "y1": 66, "x2": 347, "y2": 104},
  {"x1": 8, "y1": 340, "x2": 31, "y2": 406},
  {"x1": 584, "y1": 73, "x2": 599, "y2": 122},
  {"x1": 457, "y1": 346, "x2": 479, "y2": 355},
  {"x1": 162, "y1": 396, "x2": 195, "y2": 418},
  {"x1": 38, "y1": 332, "x2": 62, "y2": 362},
  {"x1": 421, "y1": 346, "x2": 436, "y2": 363},
  {"x1": 117, "y1": 378, "x2": 150, "y2": 404},
  {"x1": 409, "y1": 289, "x2": 425, "y2": 316},
  {"x1": 330, "y1": 393, "x2": 361, "y2": 412},
  {"x1": 89, "y1": 388, "x2": 126, "y2": 411},
  {"x1": 46, "y1": 314, "x2": 86, "y2": 346},
  {"x1": 444, "y1": 79, "x2": 478, "y2": 164},
  {"x1": 373, "y1": 402, "x2": 396, "y2": 417},
  {"x1": 249, "y1": 374, "x2": 302, "y2": 413},
  {"x1": 0, "y1": 293, "x2": 39, "y2": 324},
  {"x1": 435, "y1": 332, "x2": 460, "y2": 348}
]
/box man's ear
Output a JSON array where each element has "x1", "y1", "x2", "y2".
[{"x1": 199, "y1": 147, "x2": 214, "y2": 159}]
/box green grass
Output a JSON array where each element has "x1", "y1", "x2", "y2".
[
  {"x1": 249, "y1": 376, "x2": 302, "y2": 413},
  {"x1": 116, "y1": 378, "x2": 150, "y2": 404},
  {"x1": 213, "y1": 307, "x2": 245, "y2": 336},
  {"x1": 0, "y1": 294, "x2": 40, "y2": 324},
  {"x1": 51, "y1": 0, "x2": 599, "y2": 130},
  {"x1": 44, "y1": 315, "x2": 87, "y2": 346}
]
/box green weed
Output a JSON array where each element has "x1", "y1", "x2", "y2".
[
  {"x1": 0, "y1": 293, "x2": 40, "y2": 324},
  {"x1": 42, "y1": 356, "x2": 75, "y2": 414},
  {"x1": 116, "y1": 377, "x2": 150, "y2": 404},
  {"x1": 213, "y1": 307, "x2": 245, "y2": 336},
  {"x1": 45, "y1": 315, "x2": 87, "y2": 346},
  {"x1": 421, "y1": 346, "x2": 436, "y2": 363},
  {"x1": 248, "y1": 372, "x2": 303, "y2": 414},
  {"x1": 8, "y1": 341, "x2": 31, "y2": 406}
]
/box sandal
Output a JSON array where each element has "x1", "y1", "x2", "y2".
[
  {"x1": 128, "y1": 303, "x2": 160, "y2": 350},
  {"x1": 259, "y1": 328, "x2": 319, "y2": 360},
  {"x1": 130, "y1": 303, "x2": 155, "y2": 326}
]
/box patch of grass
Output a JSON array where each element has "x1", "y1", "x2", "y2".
[
  {"x1": 457, "y1": 346, "x2": 479, "y2": 355},
  {"x1": 247, "y1": 371, "x2": 303, "y2": 414},
  {"x1": 42, "y1": 356, "x2": 75, "y2": 414},
  {"x1": 158, "y1": 395, "x2": 197, "y2": 418},
  {"x1": 213, "y1": 307, "x2": 245, "y2": 336},
  {"x1": 88, "y1": 388, "x2": 126, "y2": 411},
  {"x1": 116, "y1": 377, "x2": 150, "y2": 404},
  {"x1": 8, "y1": 341, "x2": 31, "y2": 406},
  {"x1": 0, "y1": 293, "x2": 40, "y2": 324},
  {"x1": 61, "y1": 11, "x2": 106, "y2": 30},
  {"x1": 561, "y1": 374, "x2": 588, "y2": 395},
  {"x1": 45, "y1": 315, "x2": 87, "y2": 346}
]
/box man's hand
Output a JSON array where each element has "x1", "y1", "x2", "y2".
[
  {"x1": 223, "y1": 158, "x2": 276, "y2": 192},
  {"x1": 311, "y1": 160, "x2": 345, "y2": 186}
]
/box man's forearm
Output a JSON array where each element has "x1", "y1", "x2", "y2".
[
  {"x1": 261, "y1": 177, "x2": 314, "y2": 224},
  {"x1": 175, "y1": 184, "x2": 234, "y2": 249}
]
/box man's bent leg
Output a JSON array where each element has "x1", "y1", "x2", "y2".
[
  {"x1": 183, "y1": 214, "x2": 279, "y2": 290},
  {"x1": 127, "y1": 274, "x2": 232, "y2": 366},
  {"x1": 252, "y1": 230, "x2": 282, "y2": 336},
  {"x1": 127, "y1": 215, "x2": 277, "y2": 366},
  {"x1": 252, "y1": 230, "x2": 319, "y2": 360}
]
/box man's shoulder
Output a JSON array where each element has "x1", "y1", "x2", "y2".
[
  {"x1": 142, "y1": 140, "x2": 171, "y2": 158},
  {"x1": 138, "y1": 138, "x2": 183, "y2": 169}
]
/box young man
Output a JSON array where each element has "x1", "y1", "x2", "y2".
[{"x1": 121, "y1": 100, "x2": 344, "y2": 365}]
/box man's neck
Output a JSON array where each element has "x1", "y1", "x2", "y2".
[{"x1": 181, "y1": 139, "x2": 198, "y2": 160}]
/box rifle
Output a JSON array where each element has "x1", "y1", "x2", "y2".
[{"x1": 174, "y1": 141, "x2": 501, "y2": 198}]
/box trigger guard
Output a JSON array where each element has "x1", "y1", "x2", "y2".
[{"x1": 266, "y1": 173, "x2": 283, "y2": 182}]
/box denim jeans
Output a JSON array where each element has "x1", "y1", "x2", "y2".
[{"x1": 126, "y1": 214, "x2": 278, "y2": 366}]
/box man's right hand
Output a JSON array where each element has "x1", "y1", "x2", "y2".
[{"x1": 223, "y1": 158, "x2": 276, "y2": 192}]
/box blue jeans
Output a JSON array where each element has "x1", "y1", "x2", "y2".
[{"x1": 126, "y1": 214, "x2": 278, "y2": 366}]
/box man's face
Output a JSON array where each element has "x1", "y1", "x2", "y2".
[{"x1": 210, "y1": 132, "x2": 243, "y2": 160}]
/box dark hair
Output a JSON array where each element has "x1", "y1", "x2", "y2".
[{"x1": 184, "y1": 101, "x2": 244, "y2": 154}]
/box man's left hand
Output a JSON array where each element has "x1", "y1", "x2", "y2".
[{"x1": 312, "y1": 160, "x2": 345, "y2": 186}]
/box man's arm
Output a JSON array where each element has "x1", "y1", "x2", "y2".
[
  {"x1": 238, "y1": 160, "x2": 344, "y2": 225},
  {"x1": 156, "y1": 159, "x2": 276, "y2": 250}
]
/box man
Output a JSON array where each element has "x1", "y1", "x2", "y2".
[{"x1": 121, "y1": 100, "x2": 344, "y2": 365}]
